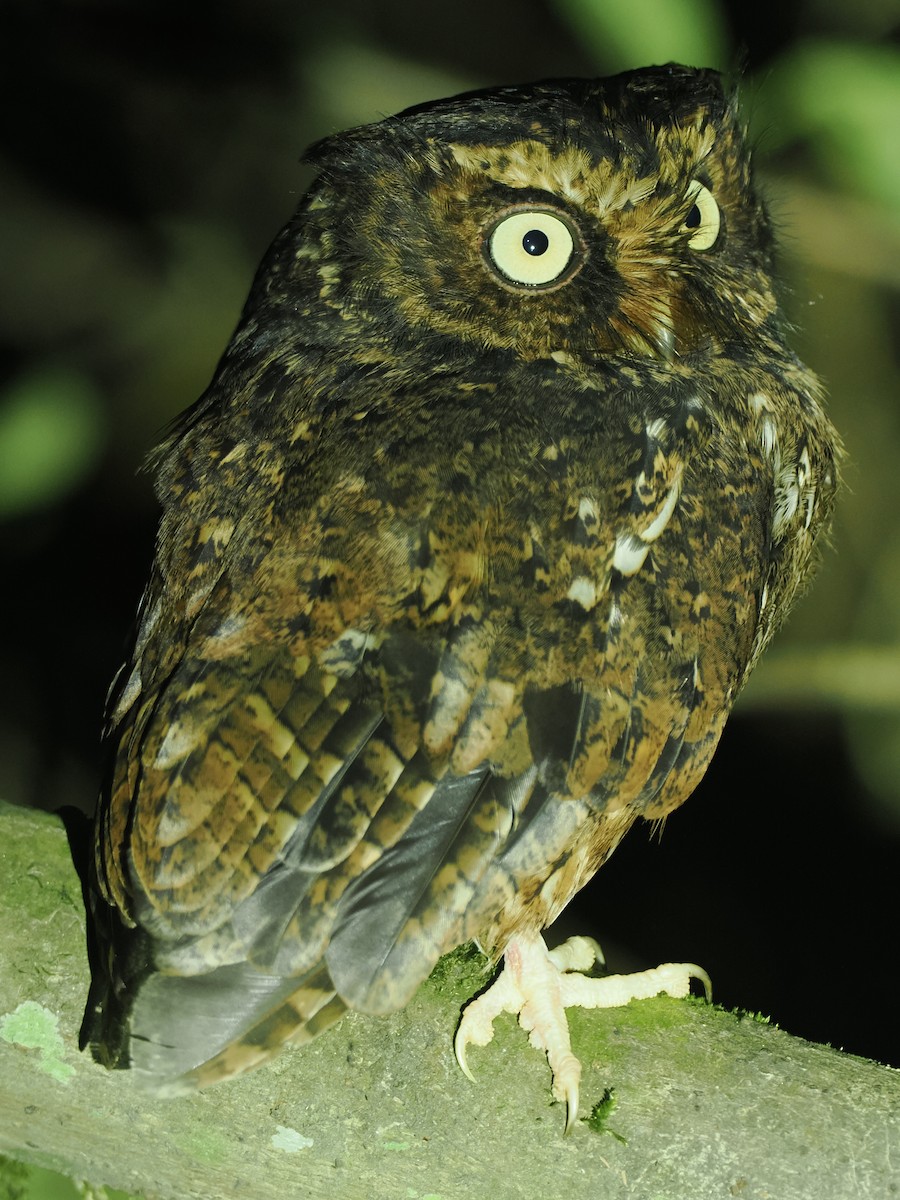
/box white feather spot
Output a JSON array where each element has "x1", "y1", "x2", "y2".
[
  {"x1": 772, "y1": 445, "x2": 817, "y2": 539},
  {"x1": 577, "y1": 496, "x2": 598, "y2": 525},
  {"x1": 797, "y1": 445, "x2": 812, "y2": 488},
  {"x1": 759, "y1": 415, "x2": 778, "y2": 458},
  {"x1": 567, "y1": 575, "x2": 599, "y2": 610},
  {"x1": 749, "y1": 394, "x2": 780, "y2": 459},
  {"x1": 640, "y1": 467, "x2": 683, "y2": 542},
  {"x1": 749, "y1": 392, "x2": 773, "y2": 415},
  {"x1": 646, "y1": 417, "x2": 668, "y2": 441},
  {"x1": 772, "y1": 461, "x2": 800, "y2": 538},
  {"x1": 804, "y1": 488, "x2": 817, "y2": 530},
  {"x1": 613, "y1": 532, "x2": 651, "y2": 576}
]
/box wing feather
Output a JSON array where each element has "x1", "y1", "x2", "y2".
[{"x1": 84, "y1": 356, "x2": 776, "y2": 1092}]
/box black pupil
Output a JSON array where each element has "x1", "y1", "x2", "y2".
[
  {"x1": 685, "y1": 204, "x2": 702, "y2": 229},
  {"x1": 522, "y1": 229, "x2": 549, "y2": 256}
]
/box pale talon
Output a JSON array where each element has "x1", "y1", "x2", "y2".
[
  {"x1": 548, "y1": 1048, "x2": 582, "y2": 1135},
  {"x1": 455, "y1": 933, "x2": 712, "y2": 1131},
  {"x1": 687, "y1": 963, "x2": 713, "y2": 1002},
  {"x1": 454, "y1": 1028, "x2": 476, "y2": 1083},
  {"x1": 563, "y1": 1082, "x2": 580, "y2": 1136}
]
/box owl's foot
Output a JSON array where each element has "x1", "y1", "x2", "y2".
[{"x1": 454, "y1": 932, "x2": 711, "y2": 1133}]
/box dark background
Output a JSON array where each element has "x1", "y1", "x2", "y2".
[{"x1": 1, "y1": 0, "x2": 898, "y2": 1075}]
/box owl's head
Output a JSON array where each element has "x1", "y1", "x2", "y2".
[{"x1": 256, "y1": 66, "x2": 780, "y2": 368}]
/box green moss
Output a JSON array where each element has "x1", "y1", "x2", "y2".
[
  {"x1": 584, "y1": 1087, "x2": 627, "y2": 1143},
  {"x1": 424, "y1": 943, "x2": 488, "y2": 998}
]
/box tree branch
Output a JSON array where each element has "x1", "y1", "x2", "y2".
[{"x1": 1, "y1": 800, "x2": 896, "y2": 1200}]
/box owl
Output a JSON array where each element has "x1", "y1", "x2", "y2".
[{"x1": 79, "y1": 64, "x2": 840, "y2": 1131}]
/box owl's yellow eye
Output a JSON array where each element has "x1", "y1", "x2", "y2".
[
  {"x1": 682, "y1": 181, "x2": 720, "y2": 250},
  {"x1": 485, "y1": 209, "x2": 579, "y2": 288}
]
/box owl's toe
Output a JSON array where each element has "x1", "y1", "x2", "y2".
[
  {"x1": 454, "y1": 955, "x2": 522, "y2": 1082},
  {"x1": 455, "y1": 933, "x2": 586, "y2": 1130},
  {"x1": 455, "y1": 933, "x2": 711, "y2": 1132}
]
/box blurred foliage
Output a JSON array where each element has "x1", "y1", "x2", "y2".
[
  {"x1": 0, "y1": 1157, "x2": 137, "y2": 1200},
  {"x1": 753, "y1": 39, "x2": 900, "y2": 209},
  {"x1": 0, "y1": 368, "x2": 104, "y2": 517},
  {"x1": 551, "y1": 0, "x2": 728, "y2": 72}
]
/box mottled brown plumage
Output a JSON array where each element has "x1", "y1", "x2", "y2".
[{"x1": 80, "y1": 65, "x2": 839, "y2": 1120}]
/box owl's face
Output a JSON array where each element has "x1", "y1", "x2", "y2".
[{"x1": 294, "y1": 66, "x2": 777, "y2": 367}]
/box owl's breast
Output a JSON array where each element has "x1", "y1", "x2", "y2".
[
  {"x1": 408, "y1": 381, "x2": 765, "y2": 662},
  {"x1": 307, "y1": 380, "x2": 765, "y2": 801}
]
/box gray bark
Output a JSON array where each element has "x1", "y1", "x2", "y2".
[{"x1": 1, "y1": 799, "x2": 897, "y2": 1200}]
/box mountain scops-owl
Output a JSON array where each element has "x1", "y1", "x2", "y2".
[{"x1": 80, "y1": 64, "x2": 840, "y2": 1130}]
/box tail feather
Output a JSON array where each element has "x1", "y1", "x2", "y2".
[{"x1": 128, "y1": 959, "x2": 346, "y2": 1095}]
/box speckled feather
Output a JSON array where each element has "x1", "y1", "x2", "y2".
[{"x1": 80, "y1": 65, "x2": 840, "y2": 1092}]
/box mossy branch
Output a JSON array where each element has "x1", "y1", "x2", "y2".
[{"x1": 0, "y1": 800, "x2": 896, "y2": 1200}]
